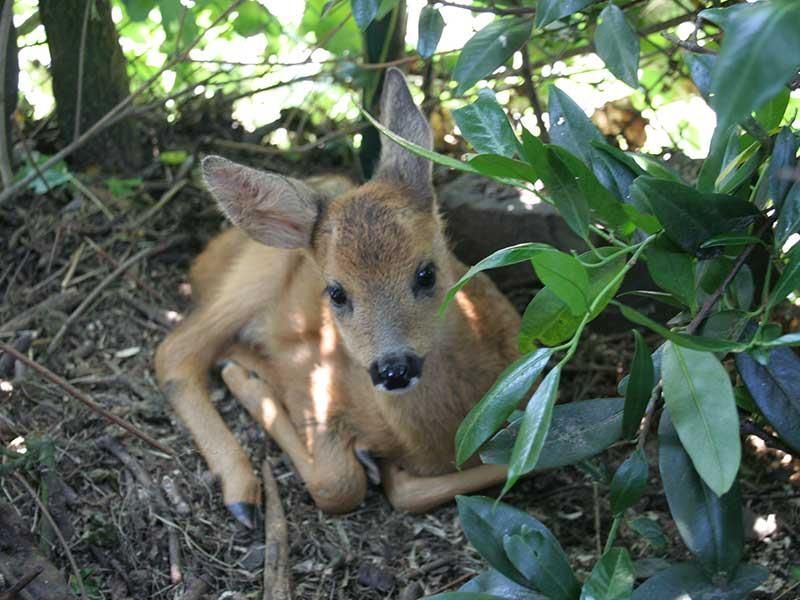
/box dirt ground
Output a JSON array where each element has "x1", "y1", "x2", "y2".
[{"x1": 1, "y1": 153, "x2": 799, "y2": 600}]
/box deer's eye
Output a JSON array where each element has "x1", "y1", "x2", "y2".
[
  {"x1": 414, "y1": 263, "x2": 436, "y2": 293},
  {"x1": 326, "y1": 284, "x2": 348, "y2": 307}
]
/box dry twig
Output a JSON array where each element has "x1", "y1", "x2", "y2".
[
  {"x1": 262, "y1": 460, "x2": 290, "y2": 600},
  {"x1": 0, "y1": 0, "x2": 14, "y2": 188},
  {"x1": 0, "y1": 342, "x2": 174, "y2": 455}
]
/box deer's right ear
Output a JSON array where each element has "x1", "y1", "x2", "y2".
[{"x1": 202, "y1": 156, "x2": 321, "y2": 249}]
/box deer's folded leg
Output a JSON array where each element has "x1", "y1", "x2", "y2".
[{"x1": 382, "y1": 462, "x2": 509, "y2": 513}]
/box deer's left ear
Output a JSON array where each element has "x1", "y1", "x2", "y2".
[{"x1": 374, "y1": 68, "x2": 434, "y2": 205}]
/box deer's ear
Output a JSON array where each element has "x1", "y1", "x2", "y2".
[
  {"x1": 202, "y1": 156, "x2": 321, "y2": 249},
  {"x1": 374, "y1": 68, "x2": 434, "y2": 203}
]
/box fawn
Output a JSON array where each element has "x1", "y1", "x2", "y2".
[{"x1": 154, "y1": 68, "x2": 522, "y2": 527}]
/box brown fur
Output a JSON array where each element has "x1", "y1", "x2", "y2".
[{"x1": 154, "y1": 69, "x2": 521, "y2": 517}]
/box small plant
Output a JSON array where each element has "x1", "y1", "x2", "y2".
[{"x1": 362, "y1": 0, "x2": 799, "y2": 597}]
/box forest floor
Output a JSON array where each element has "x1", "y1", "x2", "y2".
[{"x1": 1, "y1": 146, "x2": 799, "y2": 600}]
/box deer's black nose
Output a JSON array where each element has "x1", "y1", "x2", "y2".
[{"x1": 369, "y1": 353, "x2": 423, "y2": 392}]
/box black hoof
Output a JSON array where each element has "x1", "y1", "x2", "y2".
[
  {"x1": 226, "y1": 502, "x2": 259, "y2": 529},
  {"x1": 355, "y1": 448, "x2": 382, "y2": 486}
]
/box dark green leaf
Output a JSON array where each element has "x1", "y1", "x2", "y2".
[
  {"x1": 628, "y1": 517, "x2": 666, "y2": 550},
  {"x1": 622, "y1": 331, "x2": 655, "y2": 439},
  {"x1": 504, "y1": 367, "x2": 561, "y2": 495},
  {"x1": 700, "y1": 233, "x2": 765, "y2": 249},
  {"x1": 645, "y1": 238, "x2": 697, "y2": 310},
  {"x1": 482, "y1": 398, "x2": 624, "y2": 468},
  {"x1": 685, "y1": 52, "x2": 715, "y2": 101},
  {"x1": 455, "y1": 496, "x2": 562, "y2": 587},
  {"x1": 427, "y1": 594, "x2": 504, "y2": 600},
  {"x1": 580, "y1": 548, "x2": 634, "y2": 600},
  {"x1": 717, "y1": 142, "x2": 763, "y2": 195},
  {"x1": 736, "y1": 347, "x2": 800, "y2": 453},
  {"x1": 417, "y1": 6, "x2": 445, "y2": 59},
  {"x1": 122, "y1": 0, "x2": 154, "y2": 21},
  {"x1": 375, "y1": 0, "x2": 397, "y2": 20},
  {"x1": 455, "y1": 349, "x2": 552, "y2": 466},
  {"x1": 350, "y1": 0, "x2": 378, "y2": 29},
  {"x1": 613, "y1": 303, "x2": 749, "y2": 353},
  {"x1": 658, "y1": 411, "x2": 743, "y2": 576},
  {"x1": 768, "y1": 127, "x2": 799, "y2": 212},
  {"x1": 632, "y1": 562, "x2": 767, "y2": 600},
  {"x1": 459, "y1": 569, "x2": 548, "y2": 599},
  {"x1": 531, "y1": 250, "x2": 589, "y2": 316},
  {"x1": 521, "y1": 249, "x2": 626, "y2": 349},
  {"x1": 661, "y1": 343, "x2": 741, "y2": 496},
  {"x1": 454, "y1": 89, "x2": 520, "y2": 158},
  {"x1": 701, "y1": 1, "x2": 800, "y2": 130},
  {"x1": 595, "y1": 4, "x2": 639, "y2": 88},
  {"x1": 504, "y1": 530, "x2": 580, "y2": 599},
  {"x1": 453, "y1": 18, "x2": 533, "y2": 95},
  {"x1": 548, "y1": 86, "x2": 605, "y2": 168},
  {"x1": 763, "y1": 331, "x2": 800, "y2": 347},
  {"x1": 699, "y1": 310, "x2": 753, "y2": 346},
  {"x1": 536, "y1": 0, "x2": 596, "y2": 28},
  {"x1": 775, "y1": 181, "x2": 800, "y2": 247},
  {"x1": 697, "y1": 124, "x2": 737, "y2": 193},
  {"x1": 443, "y1": 243, "x2": 551, "y2": 311},
  {"x1": 767, "y1": 244, "x2": 800, "y2": 309},
  {"x1": 543, "y1": 149, "x2": 591, "y2": 239},
  {"x1": 630, "y1": 177, "x2": 761, "y2": 255},
  {"x1": 610, "y1": 449, "x2": 648, "y2": 515}
]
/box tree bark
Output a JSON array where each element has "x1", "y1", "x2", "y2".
[
  {"x1": 39, "y1": 0, "x2": 143, "y2": 172},
  {"x1": 1, "y1": 0, "x2": 18, "y2": 177}
]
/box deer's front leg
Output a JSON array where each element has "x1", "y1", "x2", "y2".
[
  {"x1": 382, "y1": 462, "x2": 509, "y2": 513},
  {"x1": 220, "y1": 359, "x2": 368, "y2": 514}
]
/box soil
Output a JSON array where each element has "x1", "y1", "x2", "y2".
[{"x1": 1, "y1": 148, "x2": 798, "y2": 600}]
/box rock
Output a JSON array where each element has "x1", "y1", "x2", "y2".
[
  {"x1": 437, "y1": 173, "x2": 584, "y2": 294},
  {"x1": 399, "y1": 582, "x2": 424, "y2": 600}
]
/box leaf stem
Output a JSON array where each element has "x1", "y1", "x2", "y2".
[{"x1": 604, "y1": 516, "x2": 622, "y2": 554}]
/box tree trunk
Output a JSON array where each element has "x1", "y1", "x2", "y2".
[
  {"x1": 39, "y1": 0, "x2": 143, "y2": 172},
  {"x1": 1, "y1": 0, "x2": 18, "y2": 178}
]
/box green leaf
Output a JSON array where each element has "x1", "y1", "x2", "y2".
[
  {"x1": 232, "y1": 1, "x2": 272, "y2": 37},
  {"x1": 627, "y1": 517, "x2": 666, "y2": 550},
  {"x1": 775, "y1": 181, "x2": 800, "y2": 248},
  {"x1": 630, "y1": 177, "x2": 761, "y2": 256},
  {"x1": 503, "y1": 367, "x2": 561, "y2": 495},
  {"x1": 580, "y1": 548, "x2": 635, "y2": 600},
  {"x1": 610, "y1": 449, "x2": 648, "y2": 515},
  {"x1": 531, "y1": 250, "x2": 589, "y2": 316},
  {"x1": 622, "y1": 331, "x2": 654, "y2": 439},
  {"x1": 536, "y1": 0, "x2": 596, "y2": 28},
  {"x1": 455, "y1": 496, "x2": 562, "y2": 587},
  {"x1": 443, "y1": 243, "x2": 552, "y2": 312},
  {"x1": 768, "y1": 244, "x2": 800, "y2": 310},
  {"x1": 521, "y1": 249, "x2": 626, "y2": 349},
  {"x1": 661, "y1": 343, "x2": 741, "y2": 497},
  {"x1": 595, "y1": 4, "x2": 639, "y2": 88},
  {"x1": 459, "y1": 570, "x2": 548, "y2": 599},
  {"x1": 644, "y1": 238, "x2": 697, "y2": 310},
  {"x1": 632, "y1": 562, "x2": 767, "y2": 599},
  {"x1": 755, "y1": 87, "x2": 790, "y2": 131},
  {"x1": 417, "y1": 6, "x2": 444, "y2": 59},
  {"x1": 469, "y1": 154, "x2": 537, "y2": 181},
  {"x1": 301, "y1": 0, "x2": 362, "y2": 55},
  {"x1": 768, "y1": 127, "x2": 799, "y2": 212},
  {"x1": 544, "y1": 149, "x2": 591, "y2": 239},
  {"x1": 453, "y1": 89, "x2": 520, "y2": 158},
  {"x1": 453, "y1": 18, "x2": 533, "y2": 95},
  {"x1": 159, "y1": 150, "x2": 189, "y2": 165},
  {"x1": 122, "y1": 0, "x2": 154, "y2": 21},
  {"x1": 427, "y1": 594, "x2": 504, "y2": 600},
  {"x1": 697, "y1": 124, "x2": 737, "y2": 193},
  {"x1": 700, "y1": 233, "x2": 765, "y2": 249},
  {"x1": 736, "y1": 347, "x2": 800, "y2": 453},
  {"x1": 685, "y1": 52, "x2": 715, "y2": 102},
  {"x1": 614, "y1": 303, "x2": 749, "y2": 353},
  {"x1": 350, "y1": 0, "x2": 378, "y2": 29},
  {"x1": 701, "y1": 1, "x2": 800, "y2": 130},
  {"x1": 504, "y1": 530, "x2": 580, "y2": 599},
  {"x1": 455, "y1": 349, "x2": 552, "y2": 466},
  {"x1": 548, "y1": 86, "x2": 605, "y2": 169},
  {"x1": 716, "y1": 141, "x2": 763, "y2": 195},
  {"x1": 481, "y1": 397, "x2": 624, "y2": 468},
  {"x1": 658, "y1": 411, "x2": 744, "y2": 577}
]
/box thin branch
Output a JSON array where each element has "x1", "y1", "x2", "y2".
[
  {"x1": 73, "y1": 0, "x2": 92, "y2": 142},
  {"x1": 0, "y1": 0, "x2": 246, "y2": 207},
  {"x1": 0, "y1": 0, "x2": 15, "y2": 188},
  {"x1": 0, "y1": 342, "x2": 174, "y2": 454},
  {"x1": 430, "y1": 0, "x2": 536, "y2": 16},
  {"x1": 519, "y1": 48, "x2": 549, "y2": 143}
]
